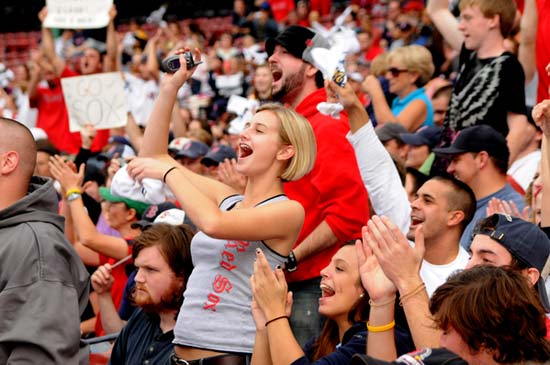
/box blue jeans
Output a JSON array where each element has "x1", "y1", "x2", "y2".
[{"x1": 288, "y1": 277, "x2": 323, "y2": 347}]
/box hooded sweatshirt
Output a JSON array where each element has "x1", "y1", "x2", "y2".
[{"x1": 0, "y1": 176, "x2": 89, "y2": 364}]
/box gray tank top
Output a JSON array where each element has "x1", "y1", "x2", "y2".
[{"x1": 173, "y1": 194, "x2": 288, "y2": 353}]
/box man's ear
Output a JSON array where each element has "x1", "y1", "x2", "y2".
[
  {"x1": 277, "y1": 144, "x2": 295, "y2": 161},
  {"x1": 447, "y1": 210, "x2": 465, "y2": 228},
  {"x1": 523, "y1": 267, "x2": 541, "y2": 287},
  {"x1": 305, "y1": 63, "x2": 319, "y2": 78},
  {"x1": 0, "y1": 151, "x2": 20, "y2": 175},
  {"x1": 487, "y1": 14, "x2": 501, "y2": 32},
  {"x1": 126, "y1": 207, "x2": 138, "y2": 222}
]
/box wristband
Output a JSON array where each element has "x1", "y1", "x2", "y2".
[
  {"x1": 366, "y1": 320, "x2": 395, "y2": 333},
  {"x1": 65, "y1": 188, "x2": 82, "y2": 198},
  {"x1": 163, "y1": 166, "x2": 178, "y2": 183},
  {"x1": 265, "y1": 315, "x2": 289, "y2": 327},
  {"x1": 285, "y1": 250, "x2": 298, "y2": 272}
]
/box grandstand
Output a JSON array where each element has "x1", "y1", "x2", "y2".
[{"x1": 0, "y1": 0, "x2": 233, "y2": 69}]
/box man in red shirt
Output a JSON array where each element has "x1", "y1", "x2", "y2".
[{"x1": 266, "y1": 25, "x2": 370, "y2": 345}]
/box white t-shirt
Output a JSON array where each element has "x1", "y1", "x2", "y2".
[
  {"x1": 420, "y1": 246, "x2": 470, "y2": 297},
  {"x1": 124, "y1": 72, "x2": 159, "y2": 126}
]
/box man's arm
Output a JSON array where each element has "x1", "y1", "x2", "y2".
[
  {"x1": 426, "y1": 0, "x2": 463, "y2": 52},
  {"x1": 507, "y1": 112, "x2": 532, "y2": 164},
  {"x1": 518, "y1": 0, "x2": 538, "y2": 83},
  {"x1": 38, "y1": 7, "x2": 66, "y2": 77},
  {"x1": 293, "y1": 220, "x2": 337, "y2": 262},
  {"x1": 326, "y1": 80, "x2": 411, "y2": 233}
]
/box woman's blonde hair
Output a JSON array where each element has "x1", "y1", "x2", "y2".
[
  {"x1": 388, "y1": 45, "x2": 434, "y2": 87},
  {"x1": 256, "y1": 103, "x2": 317, "y2": 181}
]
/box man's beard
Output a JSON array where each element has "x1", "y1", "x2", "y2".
[
  {"x1": 133, "y1": 280, "x2": 184, "y2": 314},
  {"x1": 272, "y1": 63, "x2": 307, "y2": 103}
]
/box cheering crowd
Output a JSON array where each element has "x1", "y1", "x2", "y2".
[{"x1": 1, "y1": 0, "x2": 550, "y2": 364}]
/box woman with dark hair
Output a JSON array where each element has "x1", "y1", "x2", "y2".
[
  {"x1": 250, "y1": 243, "x2": 413, "y2": 365},
  {"x1": 430, "y1": 266, "x2": 550, "y2": 365}
]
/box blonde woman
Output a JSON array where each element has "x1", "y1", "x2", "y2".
[
  {"x1": 363, "y1": 45, "x2": 435, "y2": 131},
  {"x1": 127, "y1": 50, "x2": 317, "y2": 365}
]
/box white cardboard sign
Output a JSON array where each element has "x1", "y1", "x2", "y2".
[
  {"x1": 61, "y1": 72, "x2": 127, "y2": 132},
  {"x1": 44, "y1": 0, "x2": 113, "y2": 29}
]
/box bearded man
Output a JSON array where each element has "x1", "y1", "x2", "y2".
[{"x1": 91, "y1": 223, "x2": 194, "y2": 364}]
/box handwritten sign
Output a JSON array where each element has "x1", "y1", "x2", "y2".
[
  {"x1": 44, "y1": 0, "x2": 113, "y2": 29},
  {"x1": 62, "y1": 72, "x2": 127, "y2": 132}
]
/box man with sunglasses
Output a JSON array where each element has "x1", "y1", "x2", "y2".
[{"x1": 427, "y1": 0, "x2": 530, "y2": 164}]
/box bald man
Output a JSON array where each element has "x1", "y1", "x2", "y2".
[{"x1": 0, "y1": 117, "x2": 89, "y2": 364}]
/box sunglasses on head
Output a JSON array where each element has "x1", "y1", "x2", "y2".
[{"x1": 388, "y1": 67, "x2": 408, "y2": 77}]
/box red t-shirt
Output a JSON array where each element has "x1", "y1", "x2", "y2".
[
  {"x1": 94, "y1": 241, "x2": 133, "y2": 336},
  {"x1": 33, "y1": 67, "x2": 110, "y2": 154},
  {"x1": 284, "y1": 88, "x2": 370, "y2": 282},
  {"x1": 269, "y1": 0, "x2": 295, "y2": 23}
]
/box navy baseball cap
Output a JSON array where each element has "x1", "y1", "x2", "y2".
[
  {"x1": 351, "y1": 348, "x2": 467, "y2": 365},
  {"x1": 433, "y1": 125, "x2": 509, "y2": 162},
  {"x1": 201, "y1": 144, "x2": 237, "y2": 167},
  {"x1": 376, "y1": 123, "x2": 408, "y2": 143},
  {"x1": 175, "y1": 140, "x2": 209, "y2": 160},
  {"x1": 474, "y1": 213, "x2": 550, "y2": 311},
  {"x1": 399, "y1": 126, "x2": 442, "y2": 149}
]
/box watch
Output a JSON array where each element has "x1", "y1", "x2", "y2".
[
  {"x1": 67, "y1": 192, "x2": 82, "y2": 202},
  {"x1": 285, "y1": 250, "x2": 298, "y2": 272}
]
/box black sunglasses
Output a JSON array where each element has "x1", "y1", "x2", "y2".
[{"x1": 388, "y1": 67, "x2": 408, "y2": 77}]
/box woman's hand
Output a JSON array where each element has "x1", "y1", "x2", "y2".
[
  {"x1": 48, "y1": 155, "x2": 84, "y2": 194},
  {"x1": 250, "y1": 249, "x2": 289, "y2": 321},
  {"x1": 160, "y1": 48, "x2": 202, "y2": 91},
  {"x1": 127, "y1": 156, "x2": 176, "y2": 182},
  {"x1": 217, "y1": 158, "x2": 247, "y2": 192},
  {"x1": 362, "y1": 75, "x2": 382, "y2": 96}
]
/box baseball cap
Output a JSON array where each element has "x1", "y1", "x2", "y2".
[
  {"x1": 99, "y1": 187, "x2": 150, "y2": 216},
  {"x1": 131, "y1": 202, "x2": 180, "y2": 229},
  {"x1": 175, "y1": 140, "x2": 209, "y2": 160},
  {"x1": 399, "y1": 126, "x2": 442, "y2": 149},
  {"x1": 168, "y1": 137, "x2": 191, "y2": 152},
  {"x1": 473, "y1": 213, "x2": 550, "y2": 311},
  {"x1": 376, "y1": 123, "x2": 408, "y2": 143},
  {"x1": 432, "y1": 125, "x2": 509, "y2": 162},
  {"x1": 201, "y1": 144, "x2": 237, "y2": 167},
  {"x1": 98, "y1": 143, "x2": 136, "y2": 162},
  {"x1": 265, "y1": 25, "x2": 330, "y2": 65},
  {"x1": 351, "y1": 348, "x2": 467, "y2": 365}
]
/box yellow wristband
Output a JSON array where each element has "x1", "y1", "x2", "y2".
[
  {"x1": 65, "y1": 188, "x2": 82, "y2": 198},
  {"x1": 366, "y1": 320, "x2": 395, "y2": 333}
]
